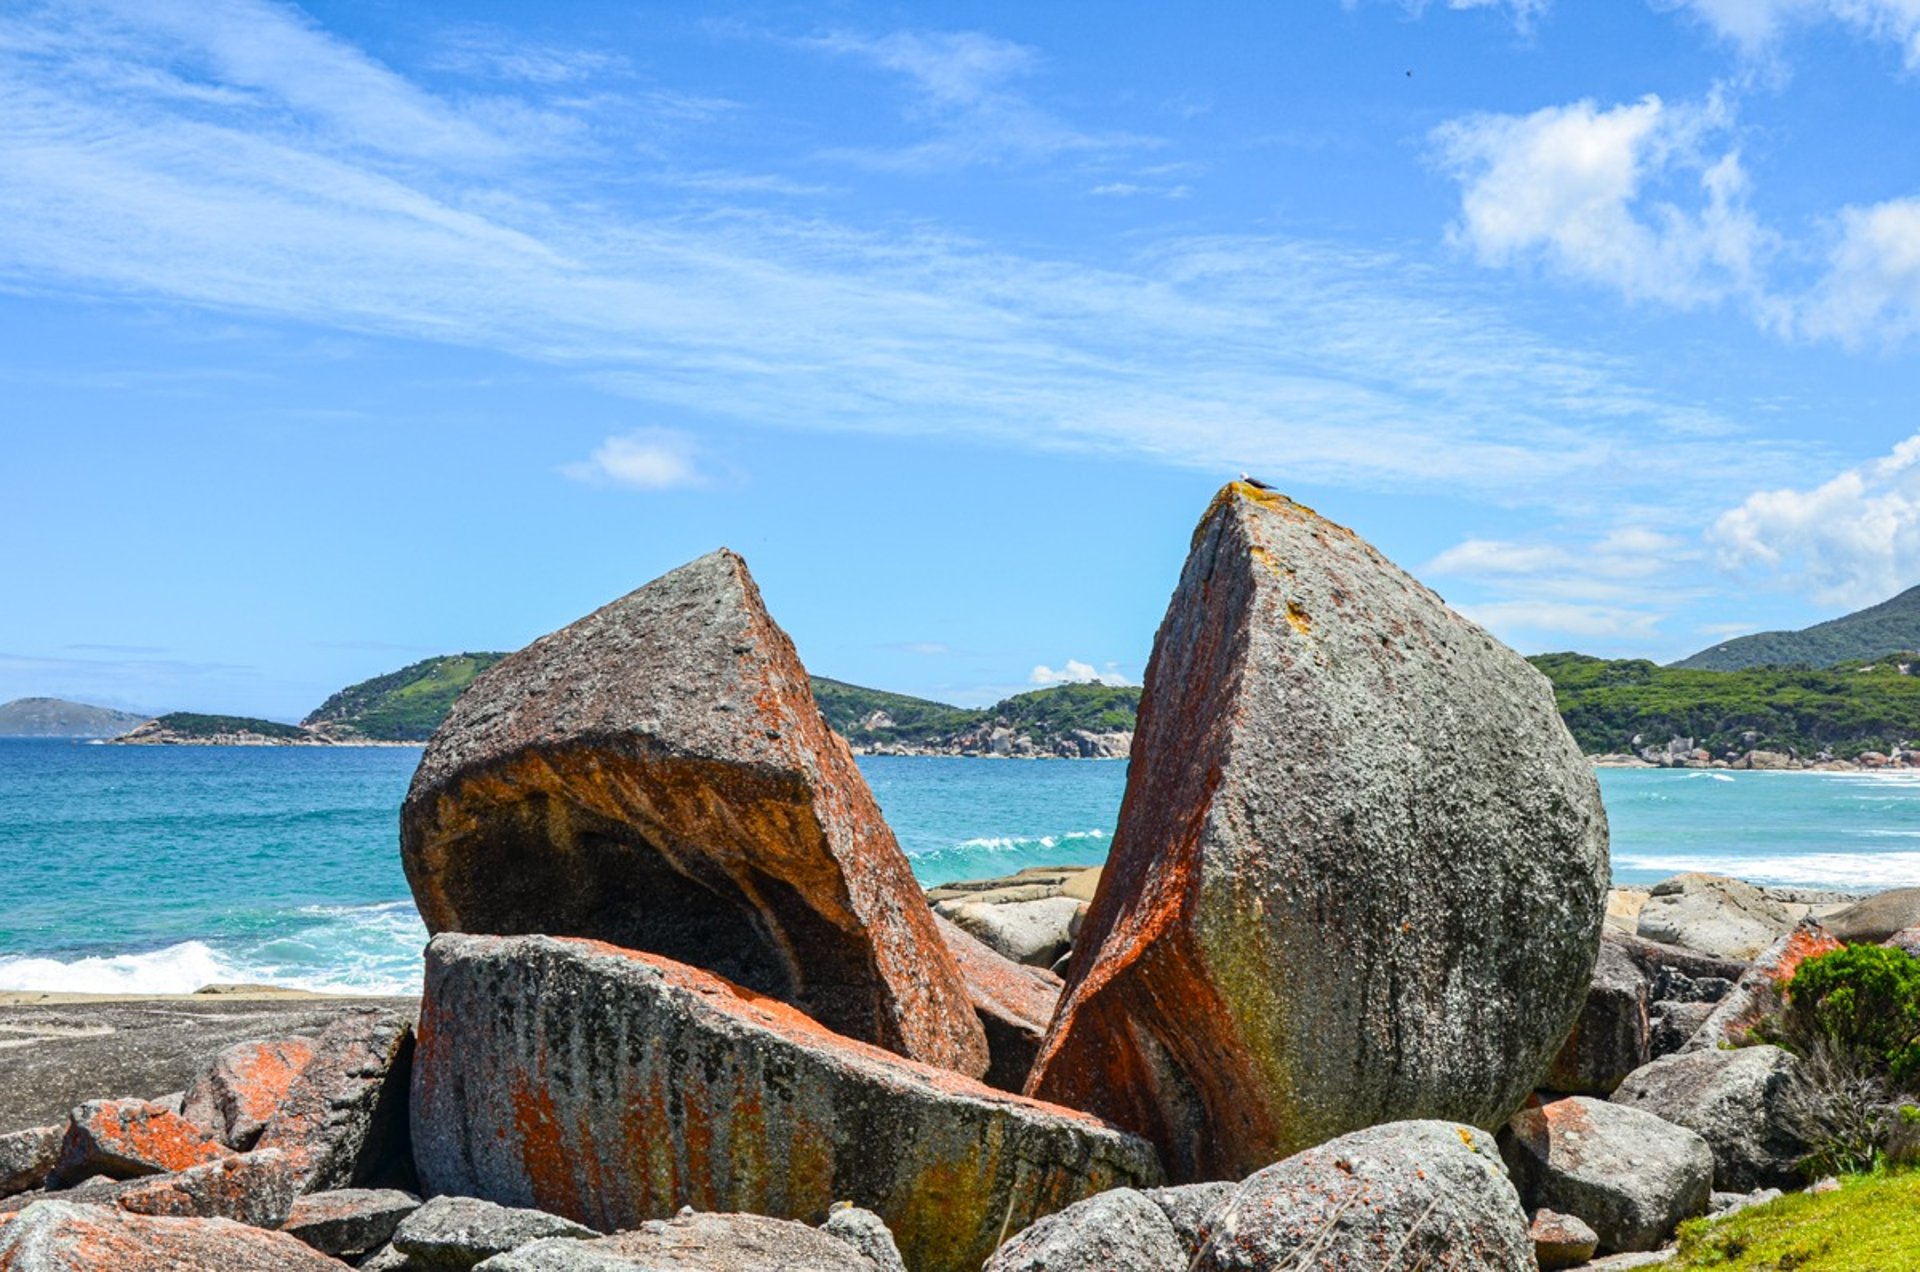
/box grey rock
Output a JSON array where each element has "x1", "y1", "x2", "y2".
[
  {"x1": 3, "y1": 1150, "x2": 298, "y2": 1229},
  {"x1": 1584, "y1": 1254, "x2": 1677, "y2": 1269},
  {"x1": 399, "y1": 549, "x2": 986, "y2": 1076},
  {"x1": 935, "y1": 896, "x2": 1083, "y2": 969},
  {"x1": 0, "y1": 995, "x2": 417, "y2": 1135},
  {"x1": 473, "y1": 1212, "x2": 878, "y2": 1271},
  {"x1": 1708, "y1": 1187, "x2": 1782, "y2": 1217},
  {"x1": 1029, "y1": 483, "x2": 1609, "y2": 1182},
  {"x1": 1141, "y1": 1182, "x2": 1235, "y2": 1257},
  {"x1": 359, "y1": 1244, "x2": 415, "y2": 1271},
  {"x1": 985, "y1": 1188, "x2": 1184, "y2": 1272},
  {"x1": 0, "y1": 1125, "x2": 59, "y2": 1198},
  {"x1": 411, "y1": 934, "x2": 1159, "y2": 1272},
  {"x1": 1195, "y1": 1120, "x2": 1533, "y2": 1271},
  {"x1": 1636, "y1": 873, "x2": 1793, "y2": 961},
  {"x1": 1610, "y1": 1045, "x2": 1810, "y2": 1191},
  {"x1": 1531, "y1": 1208, "x2": 1600, "y2": 1270},
  {"x1": 1680, "y1": 922, "x2": 1840, "y2": 1054},
  {"x1": 1502, "y1": 1096, "x2": 1713, "y2": 1253},
  {"x1": 182, "y1": 1036, "x2": 317, "y2": 1150},
  {"x1": 1649, "y1": 1001, "x2": 1718, "y2": 1058},
  {"x1": 1651, "y1": 969, "x2": 1736, "y2": 1004},
  {"x1": 1545, "y1": 935, "x2": 1651, "y2": 1095},
  {"x1": 1606, "y1": 932, "x2": 1750, "y2": 993},
  {"x1": 821, "y1": 1205, "x2": 905, "y2": 1272},
  {"x1": 1825, "y1": 886, "x2": 1920, "y2": 943},
  {"x1": 393, "y1": 1195, "x2": 596, "y2": 1271},
  {"x1": 283, "y1": 1187, "x2": 421, "y2": 1259},
  {"x1": 0, "y1": 1198, "x2": 344, "y2": 1270},
  {"x1": 256, "y1": 1007, "x2": 415, "y2": 1193}
]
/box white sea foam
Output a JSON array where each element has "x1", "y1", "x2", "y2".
[
  {"x1": 1614, "y1": 850, "x2": 1920, "y2": 890},
  {"x1": 0, "y1": 940, "x2": 245, "y2": 995}
]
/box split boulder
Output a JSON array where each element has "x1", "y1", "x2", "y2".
[
  {"x1": 1502, "y1": 1096, "x2": 1713, "y2": 1253},
  {"x1": 255, "y1": 1007, "x2": 414, "y2": 1193},
  {"x1": 400, "y1": 549, "x2": 986, "y2": 1075},
  {"x1": 1027, "y1": 482, "x2": 1609, "y2": 1180},
  {"x1": 182, "y1": 1037, "x2": 316, "y2": 1150},
  {"x1": 1610, "y1": 1046, "x2": 1810, "y2": 1191},
  {"x1": 411, "y1": 933, "x2": 1161, "y2": 1272}
]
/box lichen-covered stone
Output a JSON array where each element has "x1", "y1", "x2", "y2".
[
  {"x1": 1141, "y1": 1182, "x2": 1234, "y2": 1258},
  {"x1": 400, "y1": 550, "x2": 986, "y2": 1076},
  {"x1": 182, "y1": 1038, "x2": 316, "y2": 1150},
  {"x1": 255, "y1": 1007, "x2": 414, "y2": 1193},
  {"x1": 282, "y1": 1188, "x2": 420, "y2": 1259},
  {"x1": 985, "y1": 1188, "x2": 1185, "y2": 1272},
  {"x1": 1196, "y1": 1121, "x2": 1534, "y2": 1271},
  {"x1": 50, "y1": 1099, "x2": 231, "y2": 1186},
  {"x1": 0, "y1": 1129, "x2": 58, "y2": 1200},
  {"x1": 412, "y1": 934, "x2": 1161, "y2": 1272},
  {"x1": 51, "y1": 1150, "x2": 297, "y2": 1230},
  {"x1": 392, "y1": 1195, "x2": 596, "y2": 1270},
  {"x1": 1531, "y1": 1208, "x2": 1600, "y2": 1270},
  {"x1": 1502, "y1": 1096, "x2": 1712, "y2": 1253},
  {"x1": 0, "y1": 1198, "x2": 343, "y2": 1270},
  {"x1": 821, "y1": 1205, "x2": 906, "y2": 1272},
  {"x1": 1611, "y1": 1046, "x2": 1810, "y2": 1191},
  {"x1": 933, "y1": 914, "x2": 1062, "y2": 1092},
  {"x1": 474, "y1": 1212, "x2": 879, "y2": 1271},
  {"x1": 1545, "y1": 935, "x2": 1651, "y2": 1095},
  {"x1": 1682, "y1": 921, "x2": 1841, "y2": 1053},
  {"x1": 1027, "y1": 483, "x2": 1609, "y2": 1181}
]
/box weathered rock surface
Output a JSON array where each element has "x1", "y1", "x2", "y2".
[
  {"x1": 933, "y1": 914, "x2": 1062, "y2": 1092},
  {"x1": 0, "y1": 1198, "x2": 343, "y2": 1270},
  {"x1": 393, "y1": 1195, "x2": 596, "y2": 1270},
  {"x1": 1142, "y1": 1182, "x2": 1234, "y2": 1257},
  {"x1": 1196, "y1": 1121, "x2": 1534, "y2": 1271},
  {"x1": 1531, "y1": 1208, "x2": 1600, "y2": 1270},
  {"x1": 1502, "y1": 1096, "x2": 1713, "y2": 1253},
  {"x1": 49, "y1": 1098, "x2": 230, "y2": 1186},
  {"x1": 474, "y1": 1212, "x2": 880, "y2": 1271},
  {"x1": 1610, "y1": 1045, "x2": 1810, "y2": 1191},
  {"x1": 820, "y1": 1205, "x2": 906, "y2": 1272},
  {"x1": 412, "y1": 934, "x2": 1161, "y2": 1272},
  {"x1": 935, "y1": 896, "x2": 1082, "y2": 969},
  {"x1": 1649, "y1": 1000, "x2": 1718, "y2": 1058},
  {"x1": 0, "y1": 1129, "x2": 58, "y2": 1199},
  {"x1": 1635, "y1": 874, "x2": 1793, "y2": 961},
  {"x1": 1545, "y1": 935, "x2": 1651, "y2": 1095},
  {"x1": 400, "y1": 549, "x2": 986, "y2": 1075},
  {"x1": 0, "y1": 994, "x2": 417, "y2": 1134},
  {"x1": 1824, "y1": 886, "x2": 1920, "y2": 944},
  {"x1": 255, "y1": 1007, "x2": 415, "y2": 1193},
  {"x1": 183, "y1": 1037, "x2": 316, "y2": 1150},
  {"x1": 283, "y1": 1188, "x2": 420, "y2": 1259},
  {"x1": 1682, "y1": 921, "x2": 1841, "y2": 1053},
  {"x1": 1027, "y1": 482, "x2": 1609, "y2": 1181},
  {"x1": 985, "y1": 1187, "x2": 1184, "y2": 1272},
  {"x1": 77, "y1": 1150, "x2": 294, "y2": 1228}
]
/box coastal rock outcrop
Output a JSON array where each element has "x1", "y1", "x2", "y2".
[
  {"x1": 1026, "y1": 482, "x2": 1609, "y2": 1180},
  {"x1": 1610, "y1": 1046, "x2": 1810, "y2": 1191},
  {"x1": 400, "y1": 549, "x2": 986, "y2": 1076},
  {"x1": 1195, "y1": 1121, "x2": 1534, "y2": 1271},
  {"x1": 0, "y1": 1198, "x2": 344, "y2": 1271},
  {"x1": 254, "y1": 1007, "x2": 414, "y2": 1193},
  {"x1": 411, "y1": 933, "x2": 1161, "y2": 1272},
  {"x1": 1502, "y1": 1096, "x2": 1713, "y2": 1253},
  {"x1": 1635, "y1": 874, "x2": 1794, "y2": 961}
]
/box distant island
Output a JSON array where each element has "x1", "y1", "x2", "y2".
[{"x1": 0, "y1": 696, "x2": 148, "y2": 738}]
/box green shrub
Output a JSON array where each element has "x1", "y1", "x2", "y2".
[{"x1": 1785, "y1": 945, "x2": 1920, "y2": 1089}]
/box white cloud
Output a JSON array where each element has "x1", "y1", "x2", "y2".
[
  {"x1": 1433, "y1": 94, "x2": 1768, "y2": 308},
  {"x1": 1427, "y1": 528, "x2": 1688, "y2": 580},
  {"x1": 1797, "y1": 196, "x2": 1920, "y2": 343},
  {"x1": 1673, "y1": 0, "x2": 1920, "y2": 66},
  {"x1": 1456, "y1": 600, "x2": 1668, "y2": 643},
  {"x1": 1089, "y1": 182, "x2": 1191, "y2": 199},
  {"x1": 1030, "y1": 659, "x2": 1133, "y2": 687},
  {"x1": 1710, "y1": 433, "x2": 1920, "y2": 606},
  {"x1": 560, "y1": 429, "x2": 706, "y2": 491}
]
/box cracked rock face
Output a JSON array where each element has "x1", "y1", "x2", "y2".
[
  {"x1": 400, "y1": 549, "x2": 985, "y2": 1076},
  {"x1": 1027, "y1": 483, "x2": 1609, "y2": 1181}
]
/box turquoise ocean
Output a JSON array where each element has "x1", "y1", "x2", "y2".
[{"x1": 4, "y1": 739, "x2": 1920, "y2": 996}]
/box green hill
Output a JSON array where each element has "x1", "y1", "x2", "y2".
[
  {"x1": 1673, "y1": 584, "x2": 1920, "y2": 671},
  {"x1": 302, "y1": 652, "x2": 507, "y2": 741},
  {"x1": 1531, "y1": 651, "x2": 1920, "y2": 758},
  {"x1": 810, "y1": 677, "x2": 1138, "y2": 755},
  {"x1": 138, "y1": 713, "x2": 311, "y2": 741}
]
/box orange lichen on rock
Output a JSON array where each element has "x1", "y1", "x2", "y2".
[
  {"x1": 0, "y1": 1198, "x2": 343, "y2": 1271},
  {"x1": 183, "y1": 1038, "x2": 316, "y2": 1150},
  {"x1": 933, "y1": 914, "x2": 1062, "y2": 1091},
  {"x1": 52, "y1": 1100, "x2": 232, "y2": 1186}
]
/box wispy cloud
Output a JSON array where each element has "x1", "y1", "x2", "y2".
[
  {"x1": 427, "y1": 28, "x2": 631, "y2": 85},
  {"x1": 1671, "y1": 0, "x2": 1920, "y2": 67},
  {"x1": 561, "y1": 428, "x2": 708, "y2": 491},
  {"x1": 1030, "y1": 659, "x2": 1134, "y2": 687}
]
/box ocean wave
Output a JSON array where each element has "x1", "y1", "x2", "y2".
[
  {"x1": 906, "y1": 829, "x2": 1111, "y2": 885},
  {"x1": 1614, "y1": 849, "x2": 1920, "y2": 890},
  {"x1": 0, "y1": 940, "x2": 246, "y2": 995}
]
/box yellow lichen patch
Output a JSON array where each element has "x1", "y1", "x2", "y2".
[{"x1": 1284, "y1": 599, "x2": 1311, "y2": 636}]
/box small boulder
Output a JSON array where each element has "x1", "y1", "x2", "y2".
[
  {"x1": 935, "y1": 896, "x2": 1083, "y2": 969},
  {"x1": 933, "y1": 913, "x2": 1063, "y2": 1092},
  {"x1": 1545, "y1": 935, "x2": 1650, "y2": 1095},
  {"x1": 49, "y1": 1098, "x2": 231, "y2": 1186},
  {"x1": 182, "y1": 1037, "x2": 316, "y2": 1150},
  {"x1": 1610, "y1": 1045, "x2": 1810, "y2": 1191},
  {"x1": 1502, "y1": 1096, "x2": 1713, "y2": 1253},
  {"x1": 473, "y1": 1212, "x2": 879, "y2": 1271},
  {"x1": 393, "y1": 1195, "x2": 597, "y2": 1270},
  {"x1": 256, "y1": 1007, "x2": 414, "y2": 1193},
  {"x1": 1709, "y1": 1187, "x2": 1782, "y2": 1218},
  {"x1": 0, "y1": 1198, "x2": 343, "y2": 1270},
  {"x1": 400, "y1": 549, "x2": 987, "y2": 1075},
  {"x1": 1196, "y1": 1121, "x2": 1533, "y2": 1271},
  {"x1": 1635, "y1": 874, "x2": 1793, "y2": 961},
  {"x1": 0, "y1": 1127, "x2": 59, "y2": 1199},
  {"x1": 1682, "y1": 921, "x2": 1842, "y2": 1053},
  {"x1": 1531, "y1": 1208, "x2": 1600, "y2": 1270},
  {"x1": 283, "y1": 1188, "x2": 421, "y2": 1259},
  {"x1": 1028, "y1": 483, "x2": 1609, "y2": 1181},
  {"x1": 821, "y1": 1204, "x2": 906, "y2": 1272},
  {"x1": 412, "y1": 934, "x2": 1161, "y2": 1272},
  {"x1": 985, "y1": 1188, "x2": 1185, "y2": 1272},
  {"x1": 53, "y1": 1150, "x2": 297, "y2": 1229},
  {"x1": 1825, "y1": 887, "x2": 1920, "y2": 944}
]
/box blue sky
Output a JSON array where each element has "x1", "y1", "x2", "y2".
[{"x1": 6, "y1": 0, "x2": 1920, "y2": 718}]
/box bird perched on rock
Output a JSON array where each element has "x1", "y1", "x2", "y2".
[{"x1": 1238, "y1": 472, "x2": 1275, "y2": 491}]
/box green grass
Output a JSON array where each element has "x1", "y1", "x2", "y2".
[{"x1": 1672, "y1": 1172, "x2": 1920, "y2": 1270}]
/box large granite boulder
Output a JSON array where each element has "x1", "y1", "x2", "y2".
[
  {"x1": 1544, "y1": 934, "x2": 1651, "y2": 1095},
  {"x1": 933, "y1": 914, "x2": 1063, "y2": 1092},
  {"x1": 1610, "y1": 1046, "x2": 1810, "y2": 1191},
  {"x1": 1196, "y1": 1121, "x2": 1534, "y2": 1271},
  {"x1": 412, "y1": 934, "x2": 1161, "y2": 1272},
  {"x1": 400, "y1": 550, "x2": 985, "y2": 1076},
  {"x1": 984, "y1": 1188, "x2": 1186, "y2": 1272},
  {"x1": 1502, "y1": 1096, "x2": 1713, "y2": 1253},
  {"x1": 1635, "y1": 874, "x2": 1793, "y2": 961},
  {"x1": 474, "y1": 1212, "x2": 880, "y2": 1271},
  {"x1": 1026, "y1": 482, "x2": 1609, "y2": 1180},
  {"x1": 0, "y1": 1198, "x2": 343, "y2": 1270}
]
